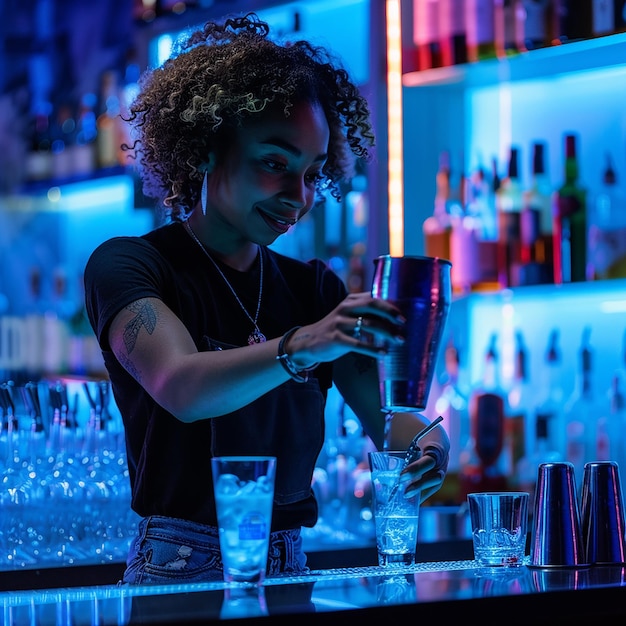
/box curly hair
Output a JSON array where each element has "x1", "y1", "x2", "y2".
[{"x1": 126, "y1": 12, "x2": 375, "y2": 222}]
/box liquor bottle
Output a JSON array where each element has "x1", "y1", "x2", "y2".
[
  {"x1": 24, "y1": 107, "x2": 53, "y2": 183},
  {"x1": 430, "y1": 336, "x2": 470, "y2": 502},
  {"x1": 468, "y1": 162, "x2": 497, "y2": 241},
  {"x1": 559, "y1": 1, "x2": 594, "y2": 42},
  {"x1": 588, "y1": 152, "x2": 626, "y2": 280},
  {"x1": 503, "y1": 0, "x2": 527, "y2": 54},
  {"x1": 50, "y1": 103, "x2": 76, "y2": 180},
  {"x1": 615, "y1": 0, "x2": 626, "y2": 33},
  {"x1": 505, "y1": 330, "x2": 530, "y2": 480},
  {"x1": 592, "y1": 0, "x2": 616, "y2": 37},
  {"x1": 520, "y1": 141, "x2": 553, "y2": 283},
  {"x1": 534, "y1": 329, "x2": 566, "y2": 455},
  {"x1": 563, "y1": 326, "x2": 598, "y2": 488},
  {"x1": 423, "y1": 150, "x2": 453, "y2": 260},
  {"x1": 72, "y1": 92, "x2": 98, "y2": 176},
  {"x1": 450, "y1": 169, "x2": 481, "y2": 292},
  {"x1": 516, "y1": 412, "x2": 564, "y2": 508},
  {"x1": 595, "y1": 373, "x2": 624, "y2": 462},
  {"x1": 552, "y1": 133, "x2": 587, "y2": 283},
  {"x1": 496, "y1": 146, "x2": 523, "y2": 287},
  {"x1": 520, "y1": 0, "x2": 551, "y2": 50},
  {"x1": 96, "y1": 70, "x2": 123, "y2": 169},
  {"x1": 439, "y1": 0, "x2": 468, "y2": 66},
  {"x1": 414, "y1": 0, "x2": 443, "y2": 71},
  {"x1": 459, "y1": 333, "x2": 508, "y2": 498},
  {"x1": 546, "y1": 0, "x2": 567, "y2": 44},
  {"x1": 465, "y1": 0, "x2": 499, "y2": 62}
]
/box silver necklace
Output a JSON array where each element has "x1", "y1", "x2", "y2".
[{"x1": 184, "y1": 221, "x2": 266, "y2": 345}]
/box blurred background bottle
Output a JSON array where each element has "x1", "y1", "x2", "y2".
[
  {"x1": 439, "y1": 0, "x2": 468, "y2": 66},
  {"x1": 465, "y1": 0, "x2": 498, "y2": 62},
  {"x1": 552, "y1": 133, "x2": 587, "y2": 283},
  {"x1": 505, "y1": 330, "x2": 530, "y2": 483},
  {"x1": 428, "y1": 335, "x2": 470, "y2": 503},
  {"x1": 459, "y1": 333, "x2": 508, "y2": 498},
  {"x1": 563, "y1": 326, "x2": 598, "y2": 487},
  {"x1": 496, "y1": 145, "x2": 523, "y2": 287},
  {"x1": 520, "y1": 140, "x2": 553, "y2": 284},
  {"x1": 414, "y1": 0, "x2": 443, "y2": 71},
  {"x1": 588, "y1": 152, "x2": 626, "y2": 280},
  {"x1": 423, "y1": 150, "x2": 453, "y2": 260}
]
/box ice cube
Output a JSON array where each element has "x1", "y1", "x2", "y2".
[
  {"x1": 216, "y1": 473, "x2": 241, "y2": 495},
  {"x1": 256, "y1": 475, "x2": 273, "y2": 493},
  {"x1": 238, "y1": 480, "x2": 257, "y2": 496}
]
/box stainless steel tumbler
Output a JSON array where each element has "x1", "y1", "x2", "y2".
[
  {"x1": 530, "y1": 462, "x2": 588, "y2": 568},
  {"x1": 371, "y1": 255, "x2": 452, "y2": 412},
  {"x1": 580, "y1": 461, "x2": 626, "y2": 565}
]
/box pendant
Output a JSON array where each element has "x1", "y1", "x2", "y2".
[{"x1": 248, "y1": 330, "x2": 267, "y2": 345}]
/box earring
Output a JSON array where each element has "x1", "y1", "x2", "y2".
[{"x1": 201, "y1": 170, "x2": 208, "y2": 216}]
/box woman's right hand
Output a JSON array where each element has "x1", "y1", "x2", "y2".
[{"x1": 284, "y1": 291, "x2": 406, "y2": 369}]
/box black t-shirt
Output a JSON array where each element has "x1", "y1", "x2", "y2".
[{"x1": 84, "y1": 222, "x2": 347, "y2": 530}]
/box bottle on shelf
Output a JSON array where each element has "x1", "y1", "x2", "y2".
[
  {"x1": 520, "y1": 140, "x2": 553, "y2": 284},
  {"x1": 595, "y1": 328, "x2": 626, "y2": 473},
  {"x1": 516, "y1": 412, "x2": 564, "y2": 509},
  {"x1": 439, "y1": 0, "x2": 468, "y2": 66},
  {"x1": 505, "y1": 330, "x2": 530, "y2": 483},
  {"x1": 465, "y1": 0, "x2": 499, "y2": 62},
  {"x1": 520, "y1": 0, "x2": 552, "y2": 50},
  {"x1": 496, "y1": 145, "x2": 523, "y2": 288},
  {"x1": 428, "y1": 335, "x2": 470, "y2": 503},
  {"x1": 423, "y1": 150, "x2": 453, "y2": 261},
  {"x1": 459, "y1": 333, "x2": 508, "y2": 499},
  {"x1": 595, "y1": 372, "x2": 626, "y2": 463},
  {"x1": 450, "y1": 167, "x2": 482, "y2": 293},
  {"x1": 552, "y1": 133, "x2": 587, "y2": 283},
  {"x1": 50, "y1": 102, "x2": 76, "y2": 181},
  {"x1": 72, "y1": 92, "x2": 98, "y2": 176},
  {"x1": 563, "y1": 326, "x2": 599, "y2": 488},
  {"x1": 588, "y1": 152, "x2": 626, "y2": 280},
  {"x1": 24, "y1": 105, "x2": 54, "y2": 183},
  {"x1": 533, "y1": 329, "x2": 567, "y2": 456},
  {"x1": 558, "y1": 1, "x2": 594, "y2": 43},
  {"x1": 503, "y1": 0, "x2": 528, "y2": 55},
  {"x1": 413, "y1": 0, "x2": 443, "y2": 71},
  {"x1": 96, "y1": 70, "x2": 123, "y2": 170}
]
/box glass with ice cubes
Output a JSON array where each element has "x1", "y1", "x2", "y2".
[
  {"x1": 368, "y1": 450, "x2": 420, "y2": 567},
  {"x1": 211, "y1": 456, "x2": 276, "y2": 584}
]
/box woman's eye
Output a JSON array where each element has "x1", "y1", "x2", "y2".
[{"x1": 263, "y1": 158, "x2": 286, "y2": 171}]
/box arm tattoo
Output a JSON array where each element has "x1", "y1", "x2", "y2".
[
  {"x1": 119, "y1": 352, "x2": 141, "y2": 383},
  {"x1": 123, "y1": 300, "x2": 157, "y2": 354}
]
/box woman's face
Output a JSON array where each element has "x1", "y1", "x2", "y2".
[{"x1": 205, "y1": 100, "x2": 330, "y2": 247}]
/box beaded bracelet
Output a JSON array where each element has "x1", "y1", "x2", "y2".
[{"x1": 276, "y1": 326, "x2": 319, "y2": 383}]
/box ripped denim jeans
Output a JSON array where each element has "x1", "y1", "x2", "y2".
[{"x1": 122, "y1": 515, "x2": 309, "y2": 585}]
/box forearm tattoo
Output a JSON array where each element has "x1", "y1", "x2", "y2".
[{"x1": 123, "y1": 299, "x2": 157, "y2": 354}]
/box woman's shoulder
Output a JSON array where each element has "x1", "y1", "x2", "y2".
[
  {"x1": 265, "y1": 248, "x2": 347, "y2": 300},
  {"x1": 88, "y1": 223, "x2": 180, "y2": 263}
]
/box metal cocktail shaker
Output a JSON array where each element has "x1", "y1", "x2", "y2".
[
  {"x1": 580, "y1": 461, "x2": 626, "y2": 565},
  {"x1": 371, "y1": 255, "x2": 452, "y2": 412}
]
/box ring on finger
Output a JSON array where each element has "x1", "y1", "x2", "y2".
[{"x1": 353, "y1": 316, "x2": 364, "y2": 340}]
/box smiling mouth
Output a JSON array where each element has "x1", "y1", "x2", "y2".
[{"x1": 257, "y1": 208, "x2": 297, "y2": 234}]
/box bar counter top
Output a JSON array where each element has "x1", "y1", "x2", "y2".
[{"x1": 2, "y1": 558, "x2": 626, "y2": 625}]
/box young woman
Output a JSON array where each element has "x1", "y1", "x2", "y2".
[{"x1": 84, "y1": 12, "x2": 449, "y2": 584}]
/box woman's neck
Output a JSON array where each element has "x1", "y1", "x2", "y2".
[{"x1": 185, "y1": 214, "x2": 259, "y2": 272}]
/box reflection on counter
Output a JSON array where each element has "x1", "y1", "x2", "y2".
[{"x1": 2, "y1": 559, "x2": 626, "y2": 625}]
